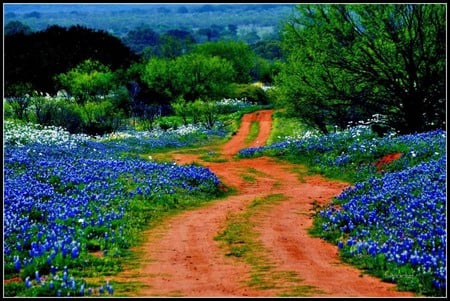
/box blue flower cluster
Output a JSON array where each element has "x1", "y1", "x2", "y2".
[
  {"x1": 321, "y1": 156, "x2": 446, "y2": 290},
  {"x1": 239, "y1": 126, "x2": 446, "y2": 294},
  {"x1": 23, "y1": 265, "x2": 113, "y2": 296},
  {"x1": 4, "y1": 122, "x2": 222, "y2": 295},
  {"x1": 239, "y1": 127, "x2": 445, "y2": 178}
]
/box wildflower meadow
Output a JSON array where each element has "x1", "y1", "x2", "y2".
[
  {"x1": 239, "y1": 125, "x2": 446, "y2": 296},
  {"x1": 3, "y1": 120, "x2": 226, "y2": 297}
]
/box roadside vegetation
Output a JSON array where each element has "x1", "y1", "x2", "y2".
[{"x1": 239, "y1": 114, "x2": 446, "y2": 296}]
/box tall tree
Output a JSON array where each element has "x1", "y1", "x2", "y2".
[
  {"x1": 276, "y1": 4, "x2": 446, "y2": 134},
  {"x1": 193, "y1": 41, "x2": 255, "y2": 83}
]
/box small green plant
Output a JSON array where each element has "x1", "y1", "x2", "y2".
[
  {"x1": 215, "y1": 194, "x2": 316, "y2": 296},
  {"x1": 245, "y1": 121, "x2": 260, "y2": 145}
]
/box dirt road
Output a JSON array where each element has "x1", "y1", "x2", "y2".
[{"x1": 115, "y1": 109, "x2": 415, "y2": 297}]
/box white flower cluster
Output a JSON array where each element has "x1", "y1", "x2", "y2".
[
  {"x1": 278, "y1": 129, "x2": 321, "y2": 142},
  {"x1": 3, "y1": 120, "x2": 90, "y2": 147},
  {"x1": 98, "y1": 123, "x2": 206, "y2": 141},
  {"x1": 217, "y1": 97, "x2": 257, "y2": 107}
]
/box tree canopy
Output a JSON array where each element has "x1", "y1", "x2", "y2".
[
  {"x1": 275, "y1": 4, "x2": 446, "y2": 134},
  {"x1": 192, "y1": 41, "x2": 256, "y2": 83},
  {"x1": 139, "y1": 53, "x2": 235, "y2": 104},
  {"x1": 54, "y1": 59, "x2": 117, "y2": 103},
  {"x1": 4, "y1": 25, "x2": 138, "y2": 95}
]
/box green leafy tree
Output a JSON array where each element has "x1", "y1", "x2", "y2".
[
  {"x1": 172, "y1": 97, "x2": 191, "y2": 125},
  {"x1": 55, "y1": 59, "x2": 116, "y2": 103},
  {"x1": 140, "y1": 57, "x2": 178, "y2": 104},
  {"x1": 276, "y1": 4, "x2": 446, "y2": 134},
  {"x1": 158, "y1": 29, "x2": 196, "y2": 58},
  {"x1": 197, "y1": 99, "x2": 218, "y2": 129},
  {"x1": 158, "y1": 34, "x2": 188, "y2": 59},
  {"x1": 174, "y1": 53, "x2": 235, "y2": 101},
  {"x1": 192, "y1": 41, "x2": 255, "y2": 83},
  {"x1": 139, "y1": 53, "x2": 235, "y2": 104},
  {"x1": 5, "y1": 25, "x2": 138, "y2": 94}
]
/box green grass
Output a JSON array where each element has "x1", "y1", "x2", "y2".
[
  {"x1": 199, "y1": 150, "x2": 229, "y2": 163},
  {"x1": 267, "y1": 110, "x2": 311, "y2": 145},
  {"x1": 214, "y1": 194, "x2": 320, "y2": 296},
  {"x1": 245, "y1": 121, "x2": 260, "y2": 145},
  {"x1": 239, "y1": 167, "x2": 270, "y2": 184}
]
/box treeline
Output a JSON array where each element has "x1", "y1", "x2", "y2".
[
  {"x1": 4, "y1": 4, "x2": 446, "y2": 137},
  {"x1": 4, "y1": 4, "x2": 292, "y2": 44},
  {"x1": 4, "y1": 25, "x2": 138, "y2": 95},
  {"x1": 4, "y1": 24, "x2": 276, "y2": 135}
]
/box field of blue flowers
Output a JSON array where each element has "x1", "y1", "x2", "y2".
[
  {"x1": 239, "y1": 125, "x2": 446, "y2": 296},
  {"x1": 3, "y1": 120, "x2": 228, "y2": 297},
  {"x1": 4, "y1": 116, "x2": 447, "y2": 297}
]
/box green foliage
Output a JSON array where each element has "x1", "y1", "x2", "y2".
[
  {"x1": 4, "y1": 282, "x2": 27, "y2": 297},
  {"x1": 121, "y1": 25, "x2": 160, "y2": 54},
  {"x1": 140, "y1": 56, "x2": 176, "y2": 103},
  {"x1": 55, "y1": 59, "x2": 116, "y2": 104},
  {"x1": 4, "y1": 82, "x2": 34, "y2": 120},
  {"x1": 276, "y1": 4, "x2": 446, "y2": 134},
  {"x1": 5, "y1": 24, "x2": 138, "y2": 94},
  {"x1": 228, "y1": 83, "x2": 269, "y2": 104},
  {"x1": 80, "y1": 99, "x2": 123, "y2": 135},
  {"x1": 192, "y1": 40, "x2": 255, "y2": 83},
  {"x1": 140, "y1": 53, "x2": 235, "y2": 103},
  {"x1": 172, "y1": 97, "x2": 200, "y2": 125},
  {"x1": 192, "y1": 99, "x2": 220, "y2": 129},
  {"x1": 174, "y1": 53, "x2": 235, "y2": 101},
  {"x1": 245, "y1": 121, "x2": 260, "y2": 144}
]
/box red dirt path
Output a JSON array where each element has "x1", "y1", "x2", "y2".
[{"x1": 113, "y1": 109, "x2": 415, "y2": 297}]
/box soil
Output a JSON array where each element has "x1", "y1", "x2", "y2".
[
  {"x1": 111, "y1": 109, "x2": 415, "y2": 297},
  {"x1": 375, "y1": 152, "x2": 403, "y2": 172}
]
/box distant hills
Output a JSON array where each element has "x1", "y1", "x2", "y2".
[{"x1": 4, "y1": 4, "x2": 296, "y2": 38}]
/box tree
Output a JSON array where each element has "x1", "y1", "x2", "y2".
[
  {"x1": 4, "y1": 21, "x2": 32, "y2": 36},
  {"x1": 276, "y1": 4, "x2": 446, "y2": 134},
  {"x1": 252, "y1": 39, "x2": 283, "y2": 61},
  {"x1": 121, "y1": 26, "x2": 160, "y2": 54},
  {"x1": 55, "y1": 59, "x2": 116, "y2": 103},
  {"x1": 5, "y1": 83, "x2": 33, "y2": 121},
  {"x1": 53, "y1": 59, "x2": 129, "y2": 134},
  {"x1": 5, "y1": 25, "x2": 138, "y2": 95},
  {"x1": 196, "y1": 28, "x2": 220, "y2": 42},
  {"x1": 140, "y1": 57, "x2": 178, "y2": 104},
  {"x1": 158, "y1": 30, "x2": 195, "y2": 58},
  {"x1": 139, "y1": 53, "x2": 235, "y2": 104},
  {"x1": 192, "y1": 41, "x2": 256, "y2": 83},
  {"x1": 173, "y1": 53, "x2": 235, "y2": 101}
]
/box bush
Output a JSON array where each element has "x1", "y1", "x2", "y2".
[{"x1": 228, "y1": 83, "x2": 269, "y2": 104}]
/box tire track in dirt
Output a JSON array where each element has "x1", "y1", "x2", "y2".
[{"x1": 114, "y1": 109, "x2": 415, "y2": 297}]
